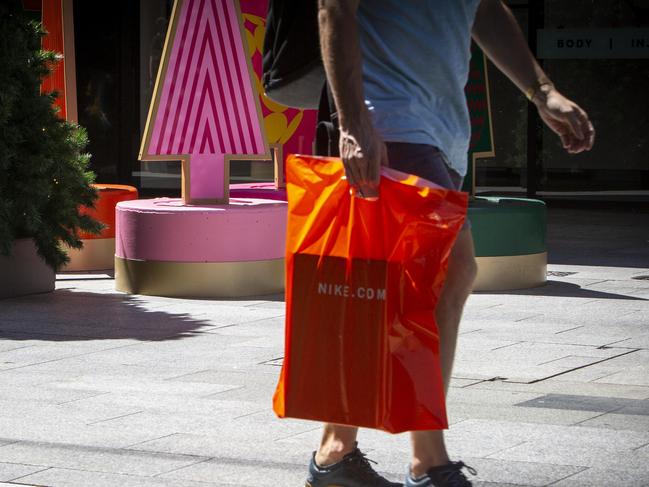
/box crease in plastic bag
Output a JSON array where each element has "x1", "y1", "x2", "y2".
[{"x1": 273, "y1": 154, "x2": 468, "y2": 433}]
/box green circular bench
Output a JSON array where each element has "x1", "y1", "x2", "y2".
[{"x1": 468, "y1": 196, "x2": 547, "y2": 291}]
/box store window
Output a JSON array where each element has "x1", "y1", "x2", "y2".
[
  {"x1": 540, "y1": 0, "x2": 649, "y2": 197},
  {"x1": 74, "y1": 1, "x2": 138, "y2": 184},
  {"x1": 476, "y1": 4, "x2": 529, "y2": 194},
  {"x1": 136, "y1": 0, "x2": 181, "y2": 195},
  {"x1": 478, "y1": 0, "x2": 649, "y2": 200}
]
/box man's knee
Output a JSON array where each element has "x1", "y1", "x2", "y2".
[
  {"x1": 458, "y1": 253, "x2": 478, "y2": 288},
  {"x1": 448, "y1": 230, "x2": 478, "y2": 290}
]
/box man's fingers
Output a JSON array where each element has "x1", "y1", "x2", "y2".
[
  {"x1": 585, "y1": 121, "x2": 595, "y2": 151},
  {"x1": 565, "y1": 111, "x2": 585, "y2": 141},
  {"x1": 557, "y1": 129, "x2": 571, "y2": 151},
  {"x1": 541, "y1": 94, "x2": 595, "y2": 154},
  {"x1": 578, "y1": 110, "x2": 591, "y2": 137},
  {"x1": 359, "y1": 182, "x2": 378, "y2": 199},
  {"x1": 342, "y1": 159, "x2": 361, "y2": 189},
  {"x1": 571, "y1": 114, "x2": 594, "y2": 153},
  {"x1": 338, "y1": 128, "x2": 386, "y2": 197},
  {"x1": 357, "y1": 156, "x2": 372, "y2": 190},
  {"x1": 368, "y1": 145, "x2": 385, "y2": 186},
  {"x1": 379, "y1": 141, "x2": 389, "y2": 167}
]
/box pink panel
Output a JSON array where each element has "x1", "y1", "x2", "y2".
[
  {"x1": 230, "y1": 182, "x2": 287, "y2": 201},
  {"x1": 147, "y1": 0, "x2": 267, "y2": 201},
  {"x1": 239, "y1": 0, "x2": 317, "y2": 173},
  {"x1": 190, "y1": 153, "x2": 225, "y2": 200},
  {"x1": 116, "y1": 198, "x2": 287, "y2": 262}
]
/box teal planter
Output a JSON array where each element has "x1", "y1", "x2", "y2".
[{"x1": 468, "y1": 196, "x2": 546, "y2": 257}]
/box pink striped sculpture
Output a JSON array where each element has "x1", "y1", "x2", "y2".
[
  {"x1": 140, "y1": 0, "x2": 269, "y2": 204},
  {"x1": 116, "y1": 0, "x2": 316, "y2": 297}
]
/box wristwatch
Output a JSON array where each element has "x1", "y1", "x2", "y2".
[{"x1": 525, "y1": 79, "x2": 553, "y2": 102}]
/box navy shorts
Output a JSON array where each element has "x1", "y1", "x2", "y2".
[{"x1": 385, "y1": 142, "x2": 469, "y2": 229}]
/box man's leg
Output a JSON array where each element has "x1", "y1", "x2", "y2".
[
  {"x1": 315, "y1": 230, "x2": 476, "y2": 469},
  {"x1": 315, "y1": 424, "x2": 358, "y2": 466},
  {"x1": 410, "y1": 228, "x2": 477, "y2": 478}
]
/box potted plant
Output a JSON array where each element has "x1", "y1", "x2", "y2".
[{"x1": 0, "y1": 0, "x2": 102, "y2": 298}]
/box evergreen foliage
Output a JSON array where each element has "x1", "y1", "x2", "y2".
[{"x1": 0, "y1": 0, "x2": 102, "y2": 271}]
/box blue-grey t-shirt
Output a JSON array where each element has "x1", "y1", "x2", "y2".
[{"x1": 358, "y1": 0, "x2": 482, "y2": 177}]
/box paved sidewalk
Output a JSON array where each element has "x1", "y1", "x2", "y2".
[{"x1": 0, "y1": 208, "x2": 647, "y2": 486}]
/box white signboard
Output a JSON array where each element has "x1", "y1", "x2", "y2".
[{"x1": 538, "y1": 29, "x2": 649, "y2": 59}]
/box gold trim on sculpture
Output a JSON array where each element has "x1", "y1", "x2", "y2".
[
  {"x1": 473, "y1": 252, "x2": 547, "y2": 292},
  {"x1": 115, "y1": 257, "x2": 285, "y2": 298}
]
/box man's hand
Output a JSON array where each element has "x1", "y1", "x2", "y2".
[
  {"x1": 472, "y1": 1, "x2": 595, "y2": 154},
  {"x1": 533, "y1": 86, "x2": 595, "y2": 154},
  {"x1": 339, "y1": 124, "x2": 388, "y2": 199},
  {"x1": 318, "y1": 0, "x2": 386, "y2": 198}
]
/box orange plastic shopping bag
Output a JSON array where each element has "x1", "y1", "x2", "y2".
[{"x1": 273, "y1": 154, "x2": 468, "y2": 433}]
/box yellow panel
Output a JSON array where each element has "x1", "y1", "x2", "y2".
[
  {"x1": 115, "y1": 257, "x2": 284, "y2": 298},
  {"x1": 473, "y1": 252, "x2": 547, "y2": 292},
  {"x1": 63, "y1": 238, "x2": 115, "y2": 272}
]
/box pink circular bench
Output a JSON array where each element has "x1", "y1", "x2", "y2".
[{"x1": 115, "y1": 197, "x2": 287, "y2": 298}]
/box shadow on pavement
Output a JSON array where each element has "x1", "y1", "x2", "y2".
[
  {"x1": 547, "y1": 208, "x2": 649, "y2": 269},
  {"x1": 480, "y1": 279, "x2": 648, "y2": 300},
  {"x1": 0, "y1": 288, "x2": 215, "y2": 342}
]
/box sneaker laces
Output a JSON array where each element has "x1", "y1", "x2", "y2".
[
  {"x1": 437, "y1": 461, "x2": 477, "y2": 486},
  {"x1": 349, "y1": 449, "x2": 383, "y2": 480}
]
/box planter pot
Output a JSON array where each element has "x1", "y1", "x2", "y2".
[
  {"x1": 469, "y1": 197, "x2": 547, "y2": 291},
  {"x1": 61, "y1": 184, "x2": 138, "y2": 272},
  {"x1": 0, "y1": 238, "x2": 55, "y2": 299}
]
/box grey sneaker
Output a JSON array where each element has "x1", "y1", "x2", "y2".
[
  {"x1": 306, "y1": 445, "x2": 402, "y2": 487},
  {"x1": 404, "y1": 461, "x2": 477, "y2": 487}
]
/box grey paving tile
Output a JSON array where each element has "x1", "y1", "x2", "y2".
[
  {"x1": 80, "y1": 404, "x2": 270, "y2": 437},
  {"x1": 458, "y1": 322, "x2": 635, "y2": 348},
  {"x1": 245, "y1": 300, "x2": 286, "y2": 310},
  {"x1": 472, "y1": 483, "x2": 528, "y2": 487},
  {"x1": 454, "y1": 458, "x2": 586, "y2": 487},
  {"x1": 0, "y1": 415, "x2": 173, "y2": 449},
  {"x1": 452, "y1": 348, "x2": 631, "y2": 383},
  {"x1": 0, "y1": 441, "x2": 209, "y2": 477},
  {"x1": 546, "y1": 265, "x2": 649, "y2": 282},
  {"x1": 442, "y1": 418, "x2": 649, "y2": 450},
  {"x1": 48, "y1": 376, "x2": 240, "y2": 397},
  {"x1": 593, "y1": 350, "x2": 649, "y2": 367},
  {"x1": 488, "y1": 440, "x2": 649, "y2": 469},
  {"x1": 545, "y1": 363, "x2": 628, "y2": 383},
  {"x1": 0, "y1": 386, "x2": 105, "y2": 407},
  {"x1": 616, "y1": 334, "x2": 649, "y2": 349},
  {"x1": 468, "y1": 379, "x2": 649, "y2": 401},
  {"x1": 576, "y1": 412, "x2": 649, "y2": 431},
  {"x1": 157, "y1": 457, "x2": 308, "y2": 486},
  {"x1": 449, "y1": 378, "x2": 487, "y2": 388},
  {"x1": 0, "y1": 343, "x2": 37, "y2": 354},
  {"x1": 549, "y1": 466, "x2": 649, "y2": 486},
  {"x1": 203, "y1": 317, "x2": 284, "y2": 338},
  {"x1": 595, "y1": 367, "x2": 649, "y2": 387},
  {"x1": 14, "y1": 467, "x2": 229, "y2": 487},
  {"x1": 0, "y1": 462, "x2": 47, "y2": 483},
  {"x1": 447, "y1": 388, "x2": 543, "y2": 407},
  {"x1": 515, "y1": 393, "x2": 649, "y2": 415},
  {"x1": 447, "y1": 402, "x2": 604, "y2": 426},
  {"x1": 618, "y1": 400, "x2": 649, "y2": 416},
  {"x1": 635, "y1": 442, "x2": 649, "y2": 454},
  {"x1": 177, "y1": 306, "x2": 285, "y2": 325},
  {"x1": 0, "y1": 396, "x2": 127, "y2": 426}
]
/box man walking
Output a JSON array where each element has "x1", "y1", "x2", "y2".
[{"x1": 306, "y1": 1, "x2": 595, "y2": 486}]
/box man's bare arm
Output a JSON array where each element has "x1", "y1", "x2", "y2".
[
  {"x1": 318, "y1": 0, "x2": 387, "y2": 198},
  {"x1": 472, "y1": 0, "x2": 595, "y2": 153}
]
